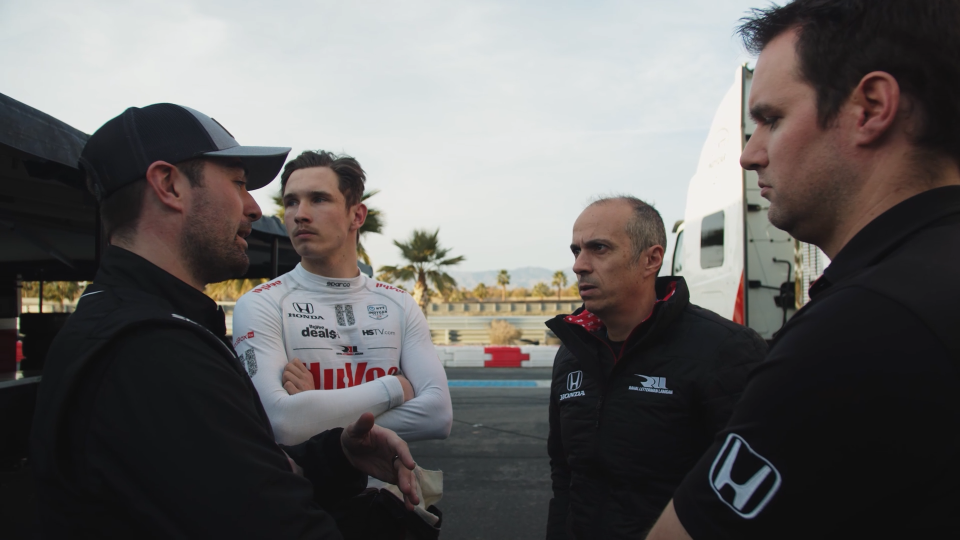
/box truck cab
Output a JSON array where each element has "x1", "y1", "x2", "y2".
[{"x1": 670, "y1": 66, "x2": 829, "y2": 340}]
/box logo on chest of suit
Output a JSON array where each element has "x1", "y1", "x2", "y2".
[
  {"x1": 336, "y1": 345, "x2": 364, "y2": 356},
  {"x1": 301, "y1": 325, "x2": 339, "y2": 339},
  {"x1": 560, "y1": 370, "x2": 585, "y2": 400},
  {"x1": 335, "y1": 304, "x2": 356, "y2": 326},
  {"x1": 288, "y1": 301, "x2": 324, "y2": 320},
  {"x1": 363, "y1": 328, "x2": 396, "y2": 336},
  {"x1": 367, "y1": 304, "x2": 388, "y2": 320},
  {"x1": 629, "y1": 374, "x2": 674, "y2": 395}
]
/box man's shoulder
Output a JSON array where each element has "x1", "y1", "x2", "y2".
[
  {"x1": 363, "y1": 279, "x2": 416, "y2": 310},
  {"x1": 672, "y1": 303, "x2": 765, "y2": 347},
  {"x1": 235, "y1": 275, "x2": 294, "y2": 308}
]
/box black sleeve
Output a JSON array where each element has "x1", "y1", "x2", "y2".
[
  {"x1": 546, "y1": 358, "x2": 571, "y2": 540},
  {"x1": 699, "y1": 326, "x2": 767, "y2": 437},
  {"x1": 280, "y1": 428, "x2": 368, "y2": 510},
  {"x1": 85, "y1": 328, "x2": 356, "y2": 539},
  {"x1": 672, "y1": 288, "x2": 960, "y2": 539}
]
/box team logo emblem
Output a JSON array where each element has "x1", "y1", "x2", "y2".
[
  {"x1": 566, "y1": 370, "x2": 583, "y2": 392},
  {"x1": 293, "y1": 302, "x2": 314, "y2": 314},
  {"x1": 335, "y1": 304, "x2": 356, "y2": 326},
  {"x1": 631, "y1": 374, "x2": 674, "y2": 395},
  {"x1": 710, "y1": 433, "x2": 782, "y2": 519},
  {"x1": 337, "y1": 345, "x2": 363, "y2": 356},
  {"x1": 367, "y1": 304, "x2": 388, "y2": 320}
]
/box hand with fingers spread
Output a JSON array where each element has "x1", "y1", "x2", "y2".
[
  {"x1": 341, "y1": 412, "x2": 419, "y2": 510},
  {"x1": 282, "y1": 358, "x2": 315, "y2": 395}
]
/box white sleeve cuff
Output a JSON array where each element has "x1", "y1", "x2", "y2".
[{"x1": 381, "y1": 375, "x2": 405, "y2": 409}]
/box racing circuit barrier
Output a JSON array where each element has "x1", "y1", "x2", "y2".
[{"x1": 434, "y1": 345, "x2": 558, "y2": 368}]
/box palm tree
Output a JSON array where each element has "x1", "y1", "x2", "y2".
[
  {"x1": 273, "y1": 189, "x2": 385, "y2": 266},
  {"x1": 552, "y1": 270, "x2": 568, "y2": 300},
  {"x1": 473, "y1": 283, "x2": 489, "y2": 301},
  {"x1": 532, "y1": 282, "x2": 551, "y2": 300},
  {"x1": 357, "y1": 189, "x2": 384, "y2": 266},
  {"x1": 205, "y1": 278, "x2": 268, "y2": 302},
  {"x1": 496, "y1": 270, "x2": 510, "y2": 301},
  {"x1": 378, "y1": 228, "x2": 465, "y2": 314}
]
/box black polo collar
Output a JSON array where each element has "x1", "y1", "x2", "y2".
[
  {"x1": 810, "y1": 185, "x2": 960, "y2": 298},
  {"x1": 94, "y1": 246, "x2": 227, "y2": 338}
]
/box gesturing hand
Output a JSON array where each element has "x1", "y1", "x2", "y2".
[
  {"x1": 341, "y1": 412, "x2": 419, "y2": 510},
  {"x1": 283, "y1": 358, "x2": 315, "y2": 395}
]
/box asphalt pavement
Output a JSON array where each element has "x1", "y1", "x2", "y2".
[{"x1": 408, "y1": 367, "x2": 552, "y2": 539}]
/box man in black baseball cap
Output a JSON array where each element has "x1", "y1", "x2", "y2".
[{"x1": 31, "y1": 104, "x2": 421, "y2": 538}]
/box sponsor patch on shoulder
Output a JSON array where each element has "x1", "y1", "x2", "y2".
[
  {"x1": 709, "y1": 433, "x2": 782, "y2": 519},
  {"x1": 252, "y1": 280, "x2": 281, "y2": 293},
  {"x1": 243, "y1": 348, "x2": 258, "y2": 377}
]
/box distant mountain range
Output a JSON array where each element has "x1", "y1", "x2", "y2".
[{"x1": 446, "y1": 267, "x2": 575, "y2": 289}]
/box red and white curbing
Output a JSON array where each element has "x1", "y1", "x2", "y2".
[{"x1": 434, "y1": 345, "x2": 559, "y2": 368}]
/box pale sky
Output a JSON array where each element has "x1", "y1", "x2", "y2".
[{"x1": 0, "y1": 0, "x2": 759, "y2": 273}]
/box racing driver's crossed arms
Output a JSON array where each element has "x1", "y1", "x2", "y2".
[{"x1": 232, "y1": 150, "x2": 452, "y2": 446}]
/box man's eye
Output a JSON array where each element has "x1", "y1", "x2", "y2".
[{"x1": 283, "y1": 199, "x2": 296, "y2": 208}]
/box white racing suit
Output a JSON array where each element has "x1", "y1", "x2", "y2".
[{"x1": 232, "y1": 264, "x2": 452, "y2": 445}]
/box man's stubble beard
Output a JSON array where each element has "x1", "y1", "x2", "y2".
[
  {"x1": 181, "y1": 189, "x2": 250, "y2": 286},
  {"x1": 765, "y1": 152, "x2": 857, "y2": 248}
]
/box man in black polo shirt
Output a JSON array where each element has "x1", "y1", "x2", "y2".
[
  {"x1": 646, "y1": 1, "x2": 960, "y2": 538},
  {"x1": 546, "y1": 196, "x2": 766, "y2": 539},
  {"x1": 31, "y1": 104, "x2": 419, "y2": 538}
]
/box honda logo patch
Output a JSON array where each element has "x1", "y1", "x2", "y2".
[
  {"x1": 293, "y1": 302, "x2": 314, "y2": 314},
  {"x1": 566, "y1": 370, "x2": 583, "y2": 392},
  {"x1": 709, "y1": 433, "x2": 782, "y2": 519}
]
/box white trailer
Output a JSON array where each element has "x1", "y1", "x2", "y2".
[{"x1": 669, "y1": 66, "x2": 830, "y2": 340}]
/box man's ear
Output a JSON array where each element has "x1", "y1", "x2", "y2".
[
  {"x1": 849, "y1": 71, "x2": 901, "y2": 147},
  {"x1": 644, "y1": 245, "x2": 665, "y2": 278},
  {"x1": 349, "y1": 202, "x2": 368, "y2": 233},
  {"x1": 144, "y1": 161, "x2": 190, "y2": 213}
]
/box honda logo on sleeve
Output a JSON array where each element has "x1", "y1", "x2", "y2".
[
  {"x1": 566, "y1": 370, "x2": 583, "y2": 392},
  {"x1": 709, "y1": 433, "x2": 782, "y2": 519},
  {"x1": 293, "y1": 303, "x2": 314, "y2": 314}
]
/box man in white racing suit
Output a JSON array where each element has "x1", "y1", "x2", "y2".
[{"x1": 233, "y1": 150, "x2": 452, "y2": 446}]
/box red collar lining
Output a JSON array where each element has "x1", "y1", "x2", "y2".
[{"x1": 564, "y1": 281, "x2": 678, "y2": 332}]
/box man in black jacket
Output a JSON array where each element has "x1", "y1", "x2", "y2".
[
  {"x1": 30, "y1": 103, "x2": 419, "y2": 538},
  {"x1": 545, "y1": 196, "x2": 766, "y2": 539}
]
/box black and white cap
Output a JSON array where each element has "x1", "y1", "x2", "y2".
[{"x1": 79, "y1": 103, "x2": 291, "y2": 202}]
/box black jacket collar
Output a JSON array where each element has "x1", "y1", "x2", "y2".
[
  {"x1": 810, "y1": 186, "x2": 960, "y2": 299},
  {"x1": 95, "y1": 246, "x2": 226, "y2": 338},
  {"x1": 547, "y1": 276, "x2": 690, "y2": 361}
]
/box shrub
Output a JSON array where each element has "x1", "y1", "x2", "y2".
[{"x1": 489, "y1": 319, "x2": 522, "y2": 345}]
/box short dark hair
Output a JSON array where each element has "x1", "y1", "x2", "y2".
[
  {"x1": 589, "y1": 195, "x2": 667, "y2": 263},
  {"x1": 738, "y1": 0, "x2": 960, "y2": 164},
  {"x1": 90, "y1": 158, "x2": 204, "y2": 242},
  {"x1": 280, "y1": 151, "x2": 366, "y2": 207}
]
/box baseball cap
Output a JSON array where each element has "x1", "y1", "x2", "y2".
[{"x1": 79, "y1": 103, "x2": 291, "y2": 202}]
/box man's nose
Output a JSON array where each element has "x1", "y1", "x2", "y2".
[
  {"x1": 740, "y1": 131, "x2": 767, "y2": 171},
  {"x1": 244, "y1": 190, "x2": 262, "y2": 222},
  {"x1": 572, "y1": 254, "x2": 589, "y2": 275},
  {"x1": 293, "y1": 204, "x2": 310, "y2": 223}
]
